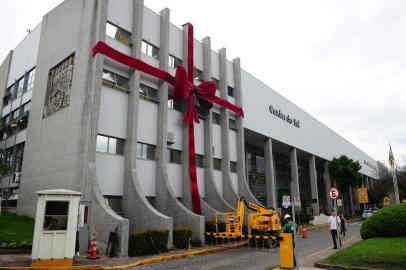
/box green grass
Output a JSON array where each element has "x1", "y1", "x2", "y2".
[
  {"x1": 0, "y1": 211, "x2": 34, "y2": 247},
  {"x1": 324, "y1": 237, "x2": 406, "y2": 270}
]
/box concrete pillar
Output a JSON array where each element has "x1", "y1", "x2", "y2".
[
  {"x1": 232, "y1": 57, "x2": 262, "y2": 205},
  {"x1": 218, "y1": 48, "x2": 239, "y2": 206},
  {"x1": 0, "y1": 52, "x2": 12, "y2": 114},
  {"x1": 264, "y1": 138, "x2": 277, "y2": 209},
  {"x1": 201, "y1": 37, "x2": 234, "y2": 213},
  {"x1": 290, "y1": 148, "x2": 300, "y2": 212},
  {"x1": 323, "y1": 161, "x2": 333, "y2": 211},
  {"x1": 348, "y1": 185, "x2": 354, "y2": 213},
  {"x1": 309, "y1": 155, "x2": 320, "y2": 216},
  {"x1": 365, "y1": 176, "x2": 370, "y2": 189}
]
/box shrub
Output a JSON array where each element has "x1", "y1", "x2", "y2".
[
  {"x1": 128, "y1": 229, "x2": 169, "y2": 256},
  {"x1": 360, "y1": 204, "x2": 406, "y2": 239},
  {"x1": 173, "y1": 227, "x2": 192, "y2": 249}
]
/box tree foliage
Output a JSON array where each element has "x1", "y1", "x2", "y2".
[{"x1": 328, "y1": 155, "x2": 362, "y2": 192}]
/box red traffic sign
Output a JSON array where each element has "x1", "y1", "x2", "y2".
[{"x1": 329, "y1": 187, "x2": 340, "y2": 200}]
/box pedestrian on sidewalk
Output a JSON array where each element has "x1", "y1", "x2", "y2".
[
  {"x1": 328, "y1": 210, "x2": 341, "y2": 249},
  {"x1": 339, "y1": 213, "x2": 346, "y2": 238}
]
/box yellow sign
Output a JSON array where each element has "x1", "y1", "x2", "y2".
[
  {"x1": 383, "y1": 196, "x2": 391, "y2": 205},
  {"x1": 358, "y1": 187, "x2": 369, "y2": 204}
]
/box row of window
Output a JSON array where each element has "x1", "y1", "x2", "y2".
[
  {"x1": 3, "y1": 68, "x2": 35, "y2": 107},
  {"x1": 104, "y1": 22, "x2": 234, "y2": 96},
  {"x1": 2, "y1": 102, "x2": 30, "y2": 128}
]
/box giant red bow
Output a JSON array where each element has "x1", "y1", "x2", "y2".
[{"x1": 92, "y1": 23, "x2": 244, "y2": 214}]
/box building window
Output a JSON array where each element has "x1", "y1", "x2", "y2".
[
  {"x1": 22, "y1": 102, "x2": 31, "y2": 114},
  {"x1": 212, "y1": 112, "x2": 220, "y2": 125},
  {"x1": 44, "y1": 54, "x2": 75, "y2": 117},
  {"x1": 196, "y1": 154, "x2": 204, "y2": 168},
  {"x1": 230, "y1": 161, "x2": 237, "y2": 173},
  {"x1": 11, "y1": 109, "x2": 19, "y2": 121},
  {"x1": 106, "y1": 22, "x2": 131, "y2": 47},
  {"x1": 17, "y1": 115, "x2": 28, "y2": 131},
  {"x1": 168, "y1": 55, "x2": 181, "y2": 69},
  {"x1": 15, "y1": 77, "x2": 24, "y2": 99},
  {"x1": 213, "y1": 158, "x2": 221, "y2": 170},
  {"x1": 96, "y1": 134, "x2": 124, "y2": 155},
  {"x1": 25, "y1": 68, "x2": 36, "y2": 93},
  {"x1": 3, "y1": 85, "x2": 13, "y2": 107},
  {"x1": 167, "y1": 95, "x2": 182, "y2": 111},
  {"x1": 102, "y1": 69, "x2": 129, "y2": 90},
  {"x1": 141, "y1": 40, "x2": 159, "y2": 59},
  {"x1": 136, "y1": 142, "x2": 155, "y2": 160},
  {"x1": 104, "y1": 196, "x2": 124, "y2": 216},
  {"x1": 139, "y1": 84, "x2": 159, "y2": 103},
  {"x1": 228, "y1": 86, "x2": 234, "y2": 97},
  {"x1": 194, "y1": 68, "x2": 203, "y2": 82},
  {"x1": 229, "y1": 118, "x2": 237, "y2": 130},
  {"x1": 167, "y1": 148, "x2": 181, "y2": 164}
]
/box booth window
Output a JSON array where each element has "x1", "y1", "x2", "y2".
[
  {"x1": 168, "y1": 55, "x2": 181, "y2": 69},
  {"x1": 102, "y1": 70, "x2": 129, "y2": 90},
  {"x1": 96, "y1": 134, "x2": 125, "y2": 155},
  {"x1": 167, "y1": 148, "x2": 181, "y2": 164},
  {"x1": 43, "y1": 201, "x2": 69, "y2": 231},
  {"x1": 141, "y1": 40, "x2": 159, "y2": 59},
  {"x1": 136, "y1": 142, "x2": 155, "y2": 160},
  {"x1": 139, "y1": 84, "x2": 159, "y2": 103},
  {"x1": 106, "y1": 22, "x2": 131, "y2": 46}
]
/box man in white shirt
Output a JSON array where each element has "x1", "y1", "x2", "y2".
[{"x1": 328, "y1": 210, "x2": 341, "y2": 249}]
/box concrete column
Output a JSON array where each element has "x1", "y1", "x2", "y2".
[
  {"x1": 232, "y1": 57, "x2": 261, "y2": 205},
  {"x1": 151, "y1": 9, "x2": 204, "y2": 243},
  {"x1": 122, "y1": 1, "x2": 173, "y2": 246},
  {"x1": 348, "y1": 185, "x2": 354, "y2": 213},
  {"x1": 290, "y1": 148, "x2": 300, "y2": 212},
  {"x1": 365, "y1": 176, "x2": 370, "y2": 189},
  {"x1": 309, "y1": 155, "x2": 320, "y2": 216},
  {"x1": 201, "y1": 37, "x2": 234, "y2": 213},
  {"x1": 0, "y1": 52, "x2": 12, "y2": 112},
  {"x1": 264, "y1": 138, "x2": 277, "y2": 209},
  {"x1": 323, "y1": 161, "x2": 333, "y2": 211},
  {"x1": 218, "y1": 48, "x2": 239, "y2": 206}
]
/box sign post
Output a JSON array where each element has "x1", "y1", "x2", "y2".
[
  {"x1": 358, "y1": 187, "x2": 369, "y2": 211},
  {"x1": 329, "y1": 187, "x2": 341, "y2": 247}
]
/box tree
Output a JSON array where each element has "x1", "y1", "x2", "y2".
[
  {"x1": 0, "y1": 162, "x2": 11, "y2": 215},
  {"x1": 329, "y1": 155, "x2": 363, "y2": 214}
]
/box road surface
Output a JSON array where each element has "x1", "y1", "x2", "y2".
[{"x1": 132, "y1": 221, "x2": 361, "y2": 270}]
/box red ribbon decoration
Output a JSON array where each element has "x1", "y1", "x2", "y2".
[{"x1": 92, "y1": 23, "x2": 244, "y2": 214}]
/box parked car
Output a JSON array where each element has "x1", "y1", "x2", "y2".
[
  {"x1": 362, "y1": 209, "x2": 373, "y2": 219},
  {"x1": 372, "y1": 207, "x2": 379, "y2": 213}
]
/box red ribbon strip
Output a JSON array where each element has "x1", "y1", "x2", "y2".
[{"x1": 92, "y1": 23, "x2": 244, "y2": 214}]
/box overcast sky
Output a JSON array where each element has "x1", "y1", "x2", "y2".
[{"x1": 0, "y1": 0, "x2": 405, "y2": 166}]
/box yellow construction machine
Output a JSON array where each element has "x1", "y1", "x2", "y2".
[{"x1": 213, "y1": 197, "x2": 282, "y2": 247}]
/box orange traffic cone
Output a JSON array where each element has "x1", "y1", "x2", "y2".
[
  {"x1": 87, "y1": 233, "x2": 100, "y2": 259},
  {"x1": 302, "y1": 225, "x2": 309, "y2": 238}
]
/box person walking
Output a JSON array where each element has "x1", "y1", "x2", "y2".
[
  {"x1": 328, "y1": 210, "x2": 341, "y2": 249},
  {"x1": 283, "y1": 214, "x2": 297, "y2": 267},
  {"x1": 339, "y1": 213, "x2": 346, "y2": 238}
]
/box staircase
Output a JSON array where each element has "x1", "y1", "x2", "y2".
[{"x1": 309, "y1": 214, "x2": 329, "y2": 225}]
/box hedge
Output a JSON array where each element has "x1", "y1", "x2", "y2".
[
  {"x1": 128, "y1": 229, "x2": 169, "y2": 256},
  {"x1": 173, "y1": 227, "x2": 192, "y2": 249},
  {"x1": 360, "y1": 204, "x2": 406, "y2": 239}
]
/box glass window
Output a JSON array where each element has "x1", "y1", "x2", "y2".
[
  {"x1": 213, "y1": 158, "x2": 221, "y2": 171},
  {"x1": 139, "y1": 84, "x2": 159, "y2": 103},
  {"x1": 229, "y1": 118, "x2": 237, "y2": 130},
  {"x1": 212, "y1": 112, "x2": 220, "y2": 124},
  {"x1": 196, "y1": 154, "x2": 204, "y2": 168},
  {"x1": 230, "y1": 161, "x2": 237, "y2": 173},
  {"x1": 108, "y1": 137, "x2": 117, "y2": 154},
  {"x1": 116, "y1": 139, "x2": 124, "y2": 155},
  {"x1": 25, "y1": 68, "x2": 35, "y2": 93},
  {"x1": 102, "y1": 70, "x2": 129, "y2": 90},
  {"x1": 228, "y1": 86, "x2": 234, "y2": 97},
  {"x1": 43, "y1": 201, "x2": 69, "y2": 231},
  {"x1": 16, "y1": 78, "x2": 24, "y2": 98},
  {"x1": 96, "y1": 135, "x2": 108, "y2": 152},
  {"x1": 168, "y1": 55, "x2": 181, "y2": 69},
  {"x1": 23, "y1": 102, "x2": 31, "y2": 114},
  {"x1": 141, "y1": 40, "x2": 159, "y2": 59},
  {"x1": 13, "y1": 110, "x2": 19, "y2": 120},
  {"x1": 137, "y1": 142, "x2": 155, "y2": 160},
  {"x1": 105, "y1": 196, "x2": 124, "y2": 215},
  {"x1": 194, "y1": 68, "x2": 203, "y2": 82},
  {"x1": 106, "y1": 22, "x2": 131, "y2": 46},
  {"x1": 167, "y1": 148, "x2": 181, "y2": 164}
]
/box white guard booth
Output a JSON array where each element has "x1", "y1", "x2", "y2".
[{"x1": 31, "y1": 189, "x2": 81, "y2": 267}]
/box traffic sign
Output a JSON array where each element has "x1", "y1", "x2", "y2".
[
  {"x1": 282, "y1": 196, "x2": 291, "y2": 208},
  {"x1": 337, "y1": 199, "x2": 342, "y2": 206},
  {"x1": 357, "y1": 187, "x2": 369, "y2": 204},
  {"x1": 383, "y1": 196, "x2": 391, "y2": 205},
  {"x1": 294, "y1": 196, "x2": 301, "y2": 207},
  {"x1": 329, "y1": 187, "x2": 340, "y2": 200}
]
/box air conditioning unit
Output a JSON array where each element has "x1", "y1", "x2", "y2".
[{"x1": 167, "y1": 131, "x2": 176, "y2": 144}]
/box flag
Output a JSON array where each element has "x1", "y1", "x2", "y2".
[{"x1": 389, "y1": 144, "x2": 395, "y2": 167}]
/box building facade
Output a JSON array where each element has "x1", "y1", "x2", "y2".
[{"x1": 0, "y1": 0, "x2": 377, "y2": 257}]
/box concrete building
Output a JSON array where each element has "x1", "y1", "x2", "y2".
[{"x1": 0, "y1": 0, "x2": 377, "y2": 257}]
